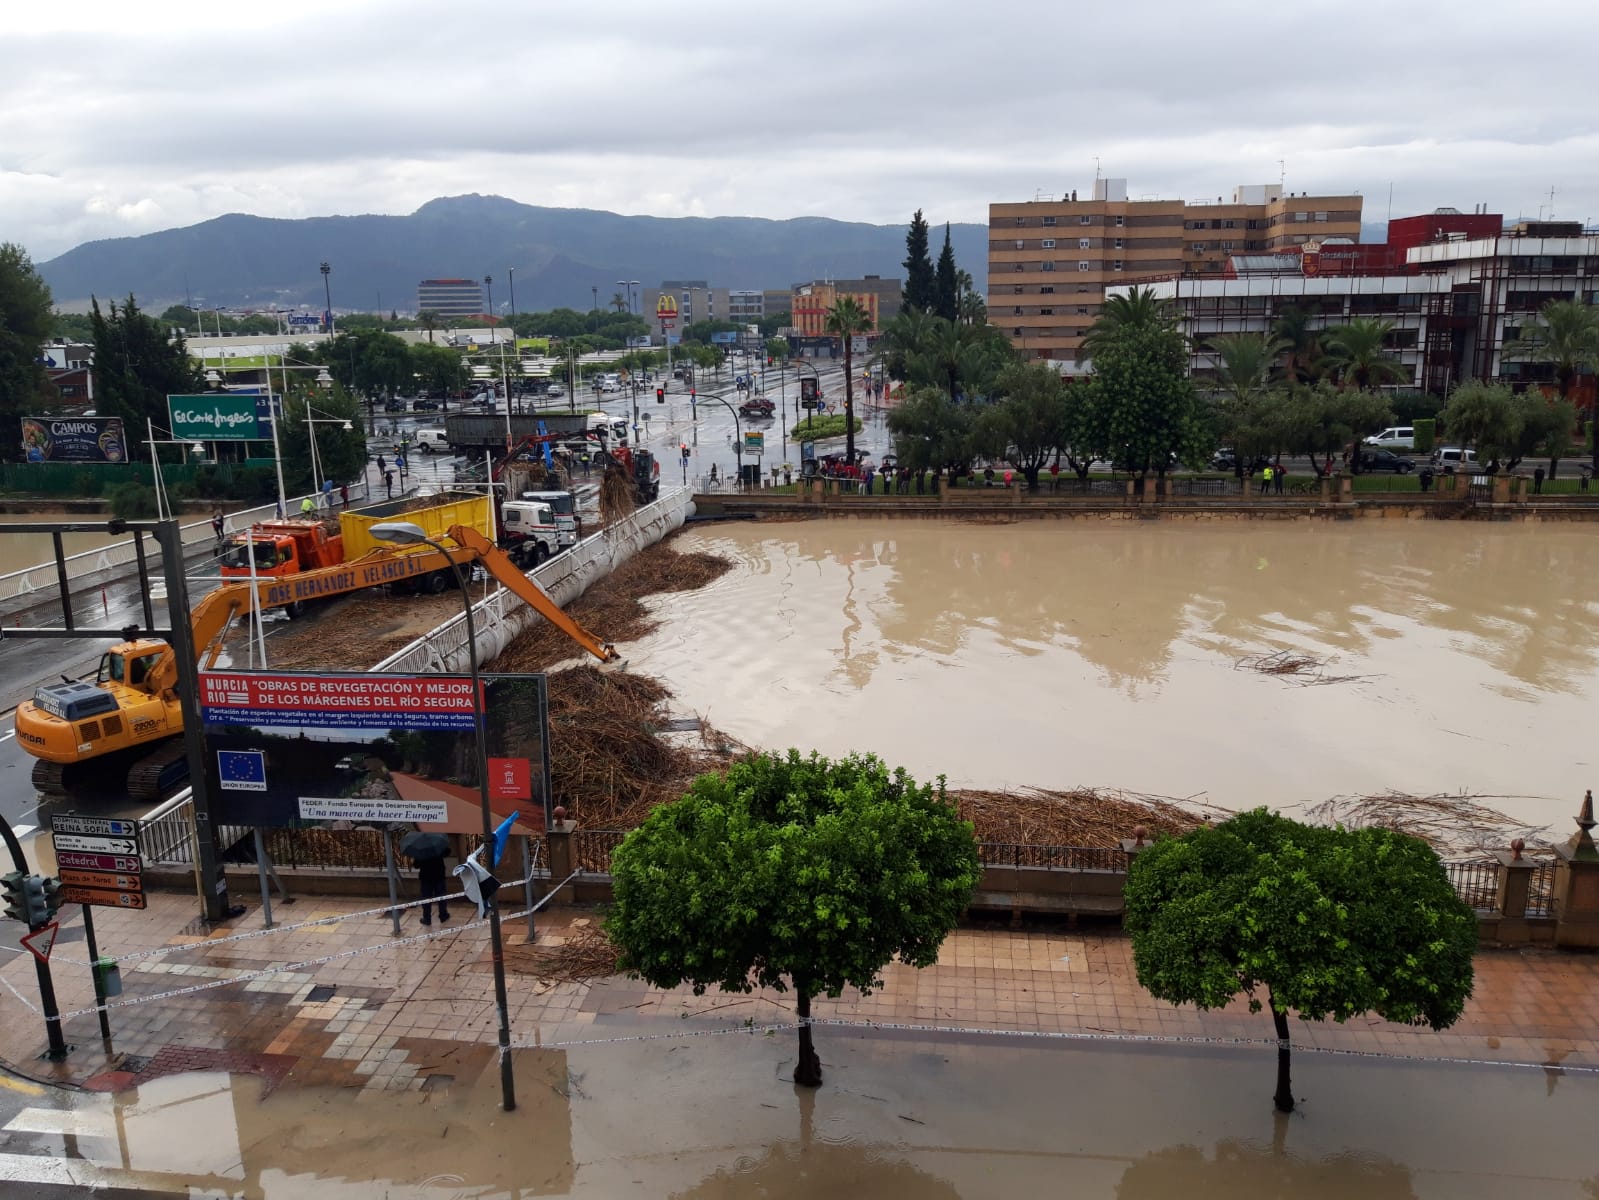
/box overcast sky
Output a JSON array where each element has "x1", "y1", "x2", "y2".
[{"x1": 5, "y1": 0, "x2": 1597, "y2": 264}]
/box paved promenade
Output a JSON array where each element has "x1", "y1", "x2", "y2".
[{"x1": 2, "y1": 890, "x2": 1596, "y2": 1094}]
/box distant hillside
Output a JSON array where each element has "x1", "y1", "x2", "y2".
[{"x1": 38, "y1": 196, "x2": 990, "y2": 315}]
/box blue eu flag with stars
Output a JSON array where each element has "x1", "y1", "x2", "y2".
[{"x1": 218, "y1": 750, "x2": 267, "y2": 791}]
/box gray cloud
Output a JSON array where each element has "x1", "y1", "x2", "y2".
[{"x1": 3, "y1": 0, "x2": 1597, "y2": 262}]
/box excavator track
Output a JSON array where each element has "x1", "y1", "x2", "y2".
[
  {"x1": 30, "y1": 759, "x2": 68, "y2": 799},
  {"x1": 126, "y1": 739, "x2": 191, "y2": 802}
]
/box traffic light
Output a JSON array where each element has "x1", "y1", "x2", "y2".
[
  {"x1": 1, "y1": 872, "x2": 24, "y2": 923},
  {"x1": 680, "y1": 443, "x2": 690, "y2": 462},
  {"x1": 39, "y1": 875, "x2": 62, "y2": 920},
  {"x1": 656, "y1": 387, "x2": 664, "y2": 404},
  {"x1": 21, "y1": 875, "x2": 51, "y2": 927}
]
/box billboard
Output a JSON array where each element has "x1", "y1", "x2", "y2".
[
  {"x1": 20, "y1": 416, "x2": 128, "y2": 463},
  {"x1": 654, "y1": 294, "x2": 678, "y2": 323},
  {"x1": 168, "y1": 393, "x2": 263, "y2": 440},
  {"x1": 710, "y1": 331, "x2": 738, "y2": 345},
  {"x1": 199, "y1": 671, "x2": 552, "y2": 833},
  {"x1": 743, "y1": 430, "x2": 765, "y2": 457}
]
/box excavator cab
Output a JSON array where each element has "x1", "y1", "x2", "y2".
[{"x1": 97, "y1": 643, "x2": 167, "y2": 694}]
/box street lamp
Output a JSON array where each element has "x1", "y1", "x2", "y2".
[
  {"x1": 367, "y1": 520, "x2": 517, "y2": 1114},
  {"x1": 303, "y1": 392, "x2": 346, "y2": 502},
  {"x1": 319, "y1": 262, "x2": 334, "y2": 336},
  {"x1": 507, "y1": 267, "x2": 519, "y2": 415}
]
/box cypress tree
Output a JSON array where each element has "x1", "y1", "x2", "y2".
[
  {"x1": 902, "y1": 210, "x2": 935, "y2": 313},
  {"x1": 934, "y1": 224, "x2": 959, "y2": 322}
]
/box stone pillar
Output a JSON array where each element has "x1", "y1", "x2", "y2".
[
  {"x1": 1492, "y1": 475, "x2": 1512, "y2": 504},
  {"x1": 545, "y1": 818, "x2": 578, "y2": 905},
  {"x1": 1338, "y1": 475, "x2": 1353, "y2": 502},
  {"x1": 1553, "y1": 790, "x2": 1599, "y2": 949},
  {"x1": 1319, "y1": 476, "x2": 1331, "y2": 503},
  {"x1": 1513, "y1": 476, "x2": 1529, "y2": 504},
  {"x1": 938, "y1": 475, "x2": 950, "y2": 502},
  {"x1": 1492, "y1": 844, "x2": 1537, "y2": 943},
  {"x1": 1125, "y1": 480, "x2": 1135, "y2": 502}
]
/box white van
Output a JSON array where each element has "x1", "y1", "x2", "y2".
[
  {"x1": 1364, "y1": 426, "x2": 1415, "y2": 450},
  {"x1": 415, "y1": 428, "x2": 450, "y2": 453},
  {"x1": 1432, "y1": 446, "x2": 1479, "y2": 473}
]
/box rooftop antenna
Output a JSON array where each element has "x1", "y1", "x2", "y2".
[
  {"x1": 1547, "y1": 185, "x2": 1557, "y2": 219},
  {"x1": 1387, "y1": 182, "x2": 1393, "y2": 223},
  {"x1": 1278, "y1": 159, "x2": 1285, "y2": 189},
  {"x1": 1094, "y1": 156, "x2": 1101, "y2": 181}
]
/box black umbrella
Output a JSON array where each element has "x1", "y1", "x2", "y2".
[{"x1": 399, "y1": 831, "x2": 450, "y2": 862}]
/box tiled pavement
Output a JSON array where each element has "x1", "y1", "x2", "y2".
[{"x1": 3, "y1": 890, "x2": 1598, "y2": 1095}]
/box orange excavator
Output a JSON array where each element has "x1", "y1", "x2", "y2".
[{"x1": 15, "y1": 524, "x2": 617, "y2": 798}]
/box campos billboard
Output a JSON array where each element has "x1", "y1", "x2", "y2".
[
  {"x1": 199, "y1": 671, "x2": 552, "y2": 833},
  {"x1": 21, "y1": 416, "x2": 128, "y2": 463},
  {"x1": 168, "y1": 393, "x2": 262, "y2": 441}
]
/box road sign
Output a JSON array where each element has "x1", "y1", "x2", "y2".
[
  {"x1": 50, "y1": 816, "x2": 137, "y2": 839},
  {"x1": 56, "y1": 851, "x2": 141, "y2": 873},
  {"x1": 58, "y1": 869, "x2": 142, "y2": 893},
  {"x1": 59, "y1": 887, "x2": 146, "y2": 911},
  {"x1": 19, "y1": 922, "x2": 59, "y2": 963},
  {"x1": 743, "y1": 431, "x2": 765, "y2": 457},
  {"x1": 801, "y1": 398, "x2": 821, "y2": 410},
  {"x1": 51, "y1": 834, "x2": 137, "y2": 856}
]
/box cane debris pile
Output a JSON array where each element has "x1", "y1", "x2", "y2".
[
  {"x1": 1304, "y1": 791, "x2": 1550, "y2": 857},
  {"x1": 505, "y1": 921, "x2": 620, "y2": 984},
  {"x1": 953, "y1": 787, "x2": 1223, "y2": 848},
  {"x1": 1235, "y1": 648, "x2": 1369, "y2": 687}
]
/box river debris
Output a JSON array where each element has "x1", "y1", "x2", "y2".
[
  {"x1": 505, "y1": 921, "x2": 620, "y2": 984},
  {"x1": 1303, "y1": 791, "x2": 1551, "y2": 857},
  {"x1": 1235, "y1": 649, "x2": 1369, "y2": 687},
  {"x1": 952, "y1": 787, "x2": 1227, "y2": 849}
]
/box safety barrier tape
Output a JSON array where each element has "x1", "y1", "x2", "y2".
[{"x1": 0, "y1": 873, "x2": 577, "y2": 1023}]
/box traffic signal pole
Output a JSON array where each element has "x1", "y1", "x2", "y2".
[{"x1": 0, "y1": 817, "x2": 68, "y2": 1060}]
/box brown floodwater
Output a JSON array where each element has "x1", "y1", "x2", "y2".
[
  {"x1": 0, "y1": 511, "x2": 132, "y2": 576},
  {"x1": 627, "y1": 520, "x2": 1599, "y2": 833},
  {"x1": 6, "y1": 1030, "x2": 1597, "y2": 1195}
]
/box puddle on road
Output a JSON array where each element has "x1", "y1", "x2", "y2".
[
  {"x1": 12, "y1": 1032, "x2": 1599, "y2": 1196},
  {"x1": 626, "y1": 521, "x2": 1599, "y2": 832}
]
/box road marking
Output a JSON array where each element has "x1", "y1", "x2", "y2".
[
  {"x1": 5, "y1": 1105, "x2": 114, "y2": 1136},
  {"x1": 0, "y1": 1149, "x2": 121, "y2": 1187},
  {"x1": 10, "y1": 825, "x2": 35, "y2": 840},
  {"x1": 0, "y1": 1075, "x2": 45, "y2": 1097}
]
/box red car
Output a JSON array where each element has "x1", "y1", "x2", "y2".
[{"x1": 738, "y1": 398, "x2": 775, "y2": 418}]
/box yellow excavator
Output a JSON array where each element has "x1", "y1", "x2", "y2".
[{"x1": 15, "y1": 524, "x2": 617, "y2": 798}]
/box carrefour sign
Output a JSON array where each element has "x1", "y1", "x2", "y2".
[{"x1": 168, "y1": 394, "x2": 262, "y2": 441}]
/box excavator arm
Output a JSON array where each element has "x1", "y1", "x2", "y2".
[{"x1": 443, "y1": 524, "x2": 619, "y2": 664}]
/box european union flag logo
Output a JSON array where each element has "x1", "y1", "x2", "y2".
[{"x1": 218, "y1": 750, "x2": 267, "y2": 792}]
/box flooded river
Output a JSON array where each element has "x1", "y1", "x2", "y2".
[
  {"x1": 0, "y1": 511, "x2": 131, "y2": 575},
  {"x1": 8, "y1": 1031, "x2": 1596, "y2": 1195},
  {"x1": 628, "y1": 521, "x2": 1599, "y2": 834}
]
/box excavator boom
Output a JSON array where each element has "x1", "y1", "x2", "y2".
[{"x1": 442, "y1": 524, "x2": 619, "y2": 663}]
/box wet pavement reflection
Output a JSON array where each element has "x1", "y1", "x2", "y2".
[
  {"x1": 628, "y1": 522, "x2": 1599, "y2": 830},
  {"x1": 4, "y1": 1030, "x2": 1597, "y2": 1196}
]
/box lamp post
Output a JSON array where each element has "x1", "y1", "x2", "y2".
[
  {"x1": 507, "y1": 267, "x2": 518, "y2": 415},
  {"x1": 319, "y1": 262, "x2": 334, "y2": 336},
  {"x1": 303, "y1": 393, "x2": 347, "y2": 503},
  {"x1": 696, "y1": 394, "x2": 743, "y2": 491},
  {"x1": 367, "y1": 520, "x2": 517, "y2": 1114}
]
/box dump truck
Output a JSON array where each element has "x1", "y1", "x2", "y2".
[
  {"x1": 15, "y1": 524, "x2": 618, "y2": 798},
  {"x1": 444, "y1": 412, "x2": 594, "y2": 455}
]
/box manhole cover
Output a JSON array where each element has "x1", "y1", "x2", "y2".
[
  {"x1": 306, "y1": 985, "x2": 337, "y2": 1003},
  {"x1": 420, "y1": 1074, "x2": 455, "y2": 1093},
  {"x1": 120, "y1": 1054, "x2": 152, "y2": 1074}
]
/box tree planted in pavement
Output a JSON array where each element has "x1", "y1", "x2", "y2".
[
  {"x1": 978, "y1": 362, "x2": 1069, "y2": 488},
  {"x1": 1503, "y1": 298, "x2": 1599, "y2": 472},
  {"x1": 607, "y1": 750, "x2": 980, "y2": 1088},
  {"x1": 1208, "y1": 332, "x2": 1286, "y2": 478},
  {"x1": 1088, "y1": 317, "x2": 1205, "y2": 477},
  {"x1": 1125, "y1": 808, "x2": 1475, "y2": 1113},
  {"x1": 825, "y1": 296, "x2": 874, "y2": 464},
  {"x1": 886, "y1": 386, "x2": 975, "y2": 474}
]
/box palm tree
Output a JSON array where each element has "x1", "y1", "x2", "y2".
[
  {"x1": 1272, "y1": 305, "x2": 1326, "y2": 384},
  {"x1": 1323, "y1": 318, "x2": 1405, "y2": 391},
  {"x1": 1077, "y1": 285, "x2": 1173, "y2": 364},
  {"x1": 825, "y1": 296, "x2": 874, "y2": 463},
  {"x1": 611, "y1": 292, "x2": 628, "y2": 313},
  {"x1": 1209, "y1": 332, "x2": 1285, "y2": 477},
  {"x1": 1503, "y1": 298, "x2": 1599, "y2": 470},
  {"x1": 418, "y1": 309, "x2": 441, "y2": 344}
]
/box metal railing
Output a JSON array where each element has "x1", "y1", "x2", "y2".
[
  {"x1": 574, "y1": 829, "x2": 629, "y2": 873},
  {"x1": 262, "y1": 827, "x2": 389, "y2": 871},
  {"x1": 977, "y1": 843, "x2": 1128, "y2": 871},
  {"x1": 1445, "y1": 859, "x2": 1502, "y2": 911},
  {"x1": 0, "y1": 479, "x2": 370, "y2": 606},
  {"x1": 1527, "y1": 860, "x2": 1557, "y2": 917},
  {"x1": 139, "y1": 789, "x2": 252, "y2": 867}
]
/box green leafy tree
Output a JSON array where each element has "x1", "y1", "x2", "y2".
[
  {"x1": 1526, "y1": 393, "x2": 1579, "y2": 478},
  {"x1": 1502, "y1": 298, "x2": 1599, "y2": 471},
  {"x1": 766, "y1": 337, "x2": 790, "y2": 363},
  {"x1": 1272, "y1": 304, "x2": 1327, "y2": 384},
  {"x1": 886, "y1": 386, "x2": 975, "y2": 472},
  {"x1": 89, "y1": 294, "x2": 201, "y2": 446},
  {"x1": 278, "y1": 389, "x2": 365, "y2": 494},
  {"x1": 977, "y1": 362, "x2": 1069, "y2": 488},
  {"x1": 1089, "y1": 318, "x2": 1205, "y2": 477},
  {"x1": 1208, "y1": 332, "x2": 1286, "y2": 477},
  {"x1": 607, "y1": 750, "x2": 980, "y2": 1088},
  {"x1": 902, "y1": 210, "x2": 936, "y2": 314},
  {"x1": 824, "y1": 296, "x2": 874, "y2": 464},
  {"x1": 418, "y1": 310, "x2": 442, "y2": 344},
  {"x1": 0, "y1": 243, "x2": 55, "y2": 455},
  {"x1": 409, "y1": 342, "x2": 469, "y2": 399},
  {"x1": 1076, "y1": 285, "x2": 1172, "y2": 365},
  {"x1": 1126, "y1": 809, "x2": 1475, "y2": 1113},
  {"x1": 1323, "y1": 318, "x2": 1407, "y2": 391},
  {"x1": 679, "y1": 320, "x2": 741, "y2": 346},
  {"x1": 51, "y1": 311, "x2": 96, "y2": 342},
  {"x1": 934, "y1": 224, "x2": 959, "y2": 323},
  {"x1": 758, "y1": 309, "x2": 791, "y2": 339},
  {"x1": 1278, "y1": 382, "x2": 1392, "y2": 477},
  {"x1": 1442, "y1": 380, "x2": 1521, "y2": 466}
]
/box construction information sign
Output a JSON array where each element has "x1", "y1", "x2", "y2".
[{"x1": 200, "y1": 672, "x2": 478, "y2": 730}]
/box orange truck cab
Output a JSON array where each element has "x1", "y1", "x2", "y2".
[{"x1": 220, "y1": 521, "x2": 345, "y2": 579}]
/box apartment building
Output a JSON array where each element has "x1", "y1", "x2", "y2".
[
  {"x1": 989, "y1": 179, "x2": 1363, "y2": 362},
  {"x1": 789, "y1": 276, "x2": 903, "y2": 340},
  {"x1": 415, "y1": 278, "x2": 484, "y2": 318},
  {"x1": 1108, "y1": 213, "x2": 1599, "y2": 398}
]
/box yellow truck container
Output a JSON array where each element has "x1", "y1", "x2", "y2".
[{"x1": 338, "y1": 491, "x2": 493, "y2": 560}]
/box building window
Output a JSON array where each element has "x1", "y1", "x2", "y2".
[
  {"x1": 1016, "y1": 217, "x2": 1026, "y2": 226},
  {"x1": 1015, "y1": 328, "x2": 1025, "y2": 336},
  {"x1": 1191, "y1": 220, "x2": 1208, "y2": 230},
  {"x1": 1315, "y1": 212, "x2": 1328, "y2": 222},
  {"x1": 1078, "y1": 238, "x2": 1091, "y2": 250},
  {"x1": 1042, "y1": 261, "x2": 1056, "y2": 272},
  {"x1": 1294, "y1": 211, "x2": 1309, "y2": 222},
  {"x1": 1040, "y1": 307, "x2": 1054, "y2": 315},
  {"x1": 1113, "y1": 260, "x2": 1123, "y2": 271},
  {"x1": 1013, "y1": 285, "x2": 1024, "y2": 294},
  {"x1": 1221, "y1": 241, "x2": 1234, "y2": 250},
  {"x1": 1223, "y1": 219, "x2": 1236, "y2": 229},
  {"x1": 1078, "y1": 261, "x2": 1090, "y2": 271},
  {"x1": 1041, "y1": 238, "x2": 1056, "y2": 249},
  {"x1": 1014, "y1": 239, "x2": 1025, "y2": 250},
  {"x1": 1013, "y1": 306, "x2": 1023, "y2": 315},
  {"x1": 1193, "y1": 243, "x2": 1206, "y2": 252},
  {"x1": 1080, "y1": 215, "x2": 1092, "y2": 225},
  {"x1": 1040, "y1": 286, "x2": 1055, "y2": 294},
  {"x1": 1114, "y1": 238, "x2": 1124, "y2": 249},
  {"x1": 1042, "y1": 215, "x2": 1057, "y2": 226},
  {"x1": 1115, "y1": 216, "x2": 1124, "y2": 227},
  {"x1": 1015, "y1": 264, "x2": 1024, "y2": 272},
  {"x1": 1077, "y1": 306, "x2": 1090, "y2": 315}
]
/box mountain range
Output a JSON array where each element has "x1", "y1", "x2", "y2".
[{"x1": 38, "y1": 195, "x2": 990, "y2": 317}]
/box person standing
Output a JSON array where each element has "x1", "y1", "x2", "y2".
[
  {"x1": 340, "y1": 482, "x2": 350, "y2": 508},
  {"x1": 1534, "y1": 465, "x2": 1545, "y2": 494},
  {"x1": 1273, "y1": 460, "x2": 1286, "y2": 495},
  {"x1": 417, "y1": 854, "x2": 450, "y2": 925},
  {"x1": 376, "y1": 453, "x2": 386, "y2": 474},
  {"x1": 211, "y1": 509, "x2": 225, "y2": 547},
  {"x1": 383, "y1": 469, "x2": 394, "y2": 499},
  {"x1": 1259, "y1": 464, "x2": 1273, "y2": 495},
  {"x1": 321, "y1": 477, "x2": 334, "y2": 510}
]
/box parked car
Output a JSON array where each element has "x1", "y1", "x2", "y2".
[
  {"x1": 1357, "y1": 448, "x2": 1416, "y2": 473},
  {"x1": 415, "y1": 428, "x2": 450, "y2": 454},
  {"x1": 1364, "y1": 425, "x2": 1416, "y2": 450},
  {"x1": 410, "y1": 398, "x2": 439, "y2": 412},
  {"x1": 383, "y1": 398, "x2": 407, "y2": 414},
  {"x1": 1211, "y1": 449, "x2": 1273, "y2": 473},
  {"x1": 1432, "y1": 446, "x2": 1480, "y2": 473}
]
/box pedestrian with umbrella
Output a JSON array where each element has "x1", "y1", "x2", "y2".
[{"x1": 400, "y1": 830, "x2": 451, "y2": 925}]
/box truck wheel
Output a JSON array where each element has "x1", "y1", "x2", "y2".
[
  {"x1": 285, "y1": 600, "x2": 305, "y2": 620},
  {"x1": 532, "y1": 544, "x2": 548, "y2": 567},
  {"x1": 426, "y1": 570, "x2": 449, "y2": 595}
]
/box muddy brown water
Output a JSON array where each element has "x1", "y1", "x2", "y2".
[
  {"x1": 0, "y1": 511, "x2": 131, "y2": 575},
  {"x1": 626, "y1": 521, "x2": 1599, "y2": 834},
  {"x1": 10, "y1": 1032, "x2": 1597, "y2": 1195}
]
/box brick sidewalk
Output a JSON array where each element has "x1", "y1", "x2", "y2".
[{"x1": 3, "y1": 892, "x2": 1596, "y2": 1094}]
